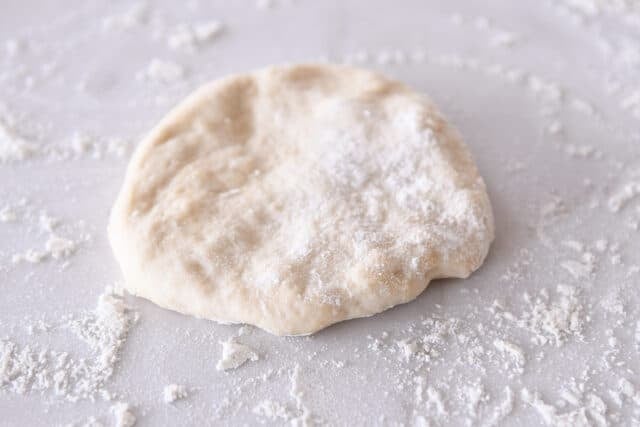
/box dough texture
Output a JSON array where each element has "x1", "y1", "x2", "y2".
[{"x1": 108, "y1": 64, "x2": 494, "y2": 336}]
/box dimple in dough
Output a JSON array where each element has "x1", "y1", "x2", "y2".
[{"x1": 108, "y1": 64, "x2": 494, "y2": 336}]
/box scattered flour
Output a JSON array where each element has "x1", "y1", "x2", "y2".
[
  {"x1": 102, "y1": 2, "x2": 148, "y2": 31},
  {"x1": 216, "y1": 338, "x2": 259, "y2": 371},
  {"x1": 167, "y1": 21, "x2": 224, "y2": 51},
  {"x1": 484, "y1": 387, "x2": 514, "y2": 426},
  {"x1": 523, "y1": 285, "x2": 585, "y2": 346},
  {"x1": 251, "y1": 365, "x2": 317, "y2": 426},
  {"x1": 63, "y1": 131, "x2": 133, "y2": 160},
  {"x1": 2, "y1": 3, "x2": 640, "y2": 426},
  {"x1": 11, "y1": 249, "x2": 47, "y2": 264},
  {"x1": 137, "y1": 59, "x2": 185, "y2": 84},
  {"x1": 253, "y1": 399, "x2": 292, "y2": 422},
  {"x1": 449, "y1": 14, "x2": 522, "y2": 48},
  {"x1": 45, "y1": 234, "x2": 77, "y2": 259},
  {"x1": 163, "y1": 383, "x2": 188, "y2": 403},
  {"x1": 560, "y1": 252, "x2": 596, "y2": 280},
  {"x1": 425, "y1": 386, "x2": 448, "y2": 418},
  {"x1": 462, "y1": 382, "x2": 485, "y2": 418},
  {"x1": 4, "y1": 38, "x2": 22, "y2": 57},
  {"x1": 608, "y1": 181, "x2": 640, "y2": 212},
  {"x1": 111, "y1": 402, "x2": 136, "y2": 427},
  {"x1": 0, "y1": 110, "x2": 38, "y2": 162},
  {"x1": 64, "y1": 416, "x2": 105, "y2": 427},
  {"x1": 289, "y1": 364, "x2": 315, "y2": 427},
  {"x1": 256, "y1": 0, "x2": 274, "y2": 10},
  {"x1": 493, "y1": 339, "x2": 526, "y2": 373},
  {"x1": 521, "y1": 388, "x2": 607, "y2": 427},
  {"x1": 621, "y1": 89, "x2": 640, "y2": 119},
  {"x1": 0, "y1": 287, "x2": 138, "y2": 401},
  {"x1": 494, "y1": 285, "x2": 585, "y2": 347},
  {"x1": 396, "y1": 339, "x2": 420, "y2": 361},
  {"x1": 0, "y1": 205, "x2": 18, "y2": 222},
  {"x1": 11, "y1": 233, "x2": 79, "y2": 264}
]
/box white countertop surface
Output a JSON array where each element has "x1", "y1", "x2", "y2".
[{"x1": 1, "y1": 1, "x2": 640, "y2": 426}]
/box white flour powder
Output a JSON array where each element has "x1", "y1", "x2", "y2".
[
  {"x1": 216, "y1": 338, "x2": 259, "y2": 371},
  {"x1": 111, "y1": 402, "x2": 136, "y2": 427},
  {"x1": 163, "y1": 383, "x2": 188, "y2": 403},
  {"x1": 0, "y1": 287, "x2": 138, "y2": 401}
]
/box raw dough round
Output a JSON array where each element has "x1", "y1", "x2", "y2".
[{"x1": 108, "y1": 64, "x2": 494, "y2": 336}]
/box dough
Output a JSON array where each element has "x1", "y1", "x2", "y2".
[{"x1": 108, "y1": 64, "x2": 494, "y2": 336}]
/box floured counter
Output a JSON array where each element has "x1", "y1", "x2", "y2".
[{"x1": 1, "y1": 0, "x2": 640, "y2": 425}]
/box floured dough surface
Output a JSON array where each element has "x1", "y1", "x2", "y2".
[{"x1": 108, "y1": 64, "x2": 494, "y2": 336}]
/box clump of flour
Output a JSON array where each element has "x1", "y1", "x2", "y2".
[
  {"x1": 216, "y1": 338, "x2": 259, "y2": 371},
  {"x1": 163, "y1": 384, "x2": 188, "y2": 403},
  {"x1": 111, "y1": 402, "x2": 136, "y2": 427}
]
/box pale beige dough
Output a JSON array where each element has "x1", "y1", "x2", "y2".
[{"x1": 108, "y1": 64, "x2": 494, "y2": 336}]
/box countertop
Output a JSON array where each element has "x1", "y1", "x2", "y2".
[{"x1": 1, "y1": 1, "x2": 640, "y2": 426}]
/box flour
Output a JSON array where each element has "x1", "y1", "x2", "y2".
[
  {"x1": 3, "y1": 200, "x2": 89, "y2": 266},
  {"x1": 602, "y1": 291, "x2": 625, "y2": 318},
  {"x1": 493, "y1": 339, "x2": 526, "y2": 373},
  {"x1": 216, "y1": 339, "x2": 259, "y2": 371},
  {"x1": 39, "y1": 212, "x2": 59, "y2": 232},
  {"x1": 621, "y1": 89, "x2": 640, "y2": 119},
  {"x1": 45, "y1": 235, "x2": 77, "y2": 259},
  {"x1": 0, "y1": 109, "x2": 38, "y2": 163},
  {"x1": 0, "y1": 108, "x2": 131, "y2": 163},
  {"x1": 167, "y1": 21, "x2": 223, "y2": 51},
  {"x1": 0, "y1": 287, "x2": 138, "y2": 401},
  {"x1": 11, "y1": 249, "x2": 46, "y2": 264},
  {"x1": 111, "y1": 402, "x2": 136, "y2": 427},
  {"x1": 614, "y1": 378, "x2": 640, "y2": 405},
  {"x1": 564, "y1": 144, "x2": 600, "y2": 159},
  {"x1": 11, "y1": 233, "x2": 78, "y2": 264},
  {"x1": 608, "y1": 181, "x2": 640, "y2": 212},
  {"x1": 64, "y1": 416, "x2": 105, "y2": 427},
  {"x1": 0, "y1": 205, "x2": 18, "y2": 223},
  {"x1": 521, "y1": 388, "x2": 608, "y2": 427},
  {"x1": 4, "y1": 38, "x2": 21, "y2": 57},
  {"x1": 425, "y1": 386, "x2": 448, "y2": 418},
  {"x1": 527, "y1": 75, "x2": 564, "y2": 106},
  {"x1": 256, "y1": 0, "x2": 274, "y2": 10},
  {"x1": 137, "y1": 59, "x2": 185, "y2": 84},
  {"x1": 448, "y1": 13, "x2": 521, "y2": 48},
  {"x1": 547, "y1": 120, "x2": 564, "y2": 135},
  {"x1": 526, "y1": 285, "x2": 585, "y2": 346},
  {"x1": 462, "y1": 382, "x2": 485, "y2": 418},
  {"x1": 562, "y1": 240, "x2": 585, "y2": 252},
  {"x1": 396, "y1": 339, "x2": 420, "y2": 361},
  {"x1": 494, "y1": 285, "x2": 585, "y2": 347},
  {"x1": 102, "y1": 2, "x2": 148, "y2": 31},
  {"x1": 250, "y1": 365, "x2": 317, "y2": 426},
  {"x1": 253, "y1": 399, "x2": 292, "y2": 422},
  {"x1": 62, "y1": 132, "x2": 133, "y2": 160},
  {"x1": 163, "y1": 383, "x2": 188, "y2": 403},
  {"x1": 489, "y1": 31, "x2": 520, "y2": 48},
  {"x1": 289, "y1": 365, "x2": 314, "y2": 427},
  {"x1": 484, "y1": 387, "x2": 514, "y2": 427},
  {"x1": 560, "y1": 252, "x2": 595, "y2": 280}
]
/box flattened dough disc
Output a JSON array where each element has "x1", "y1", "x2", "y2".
[{"x1": 108, "y1": 64, "x2": 494, "y2": 336}]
